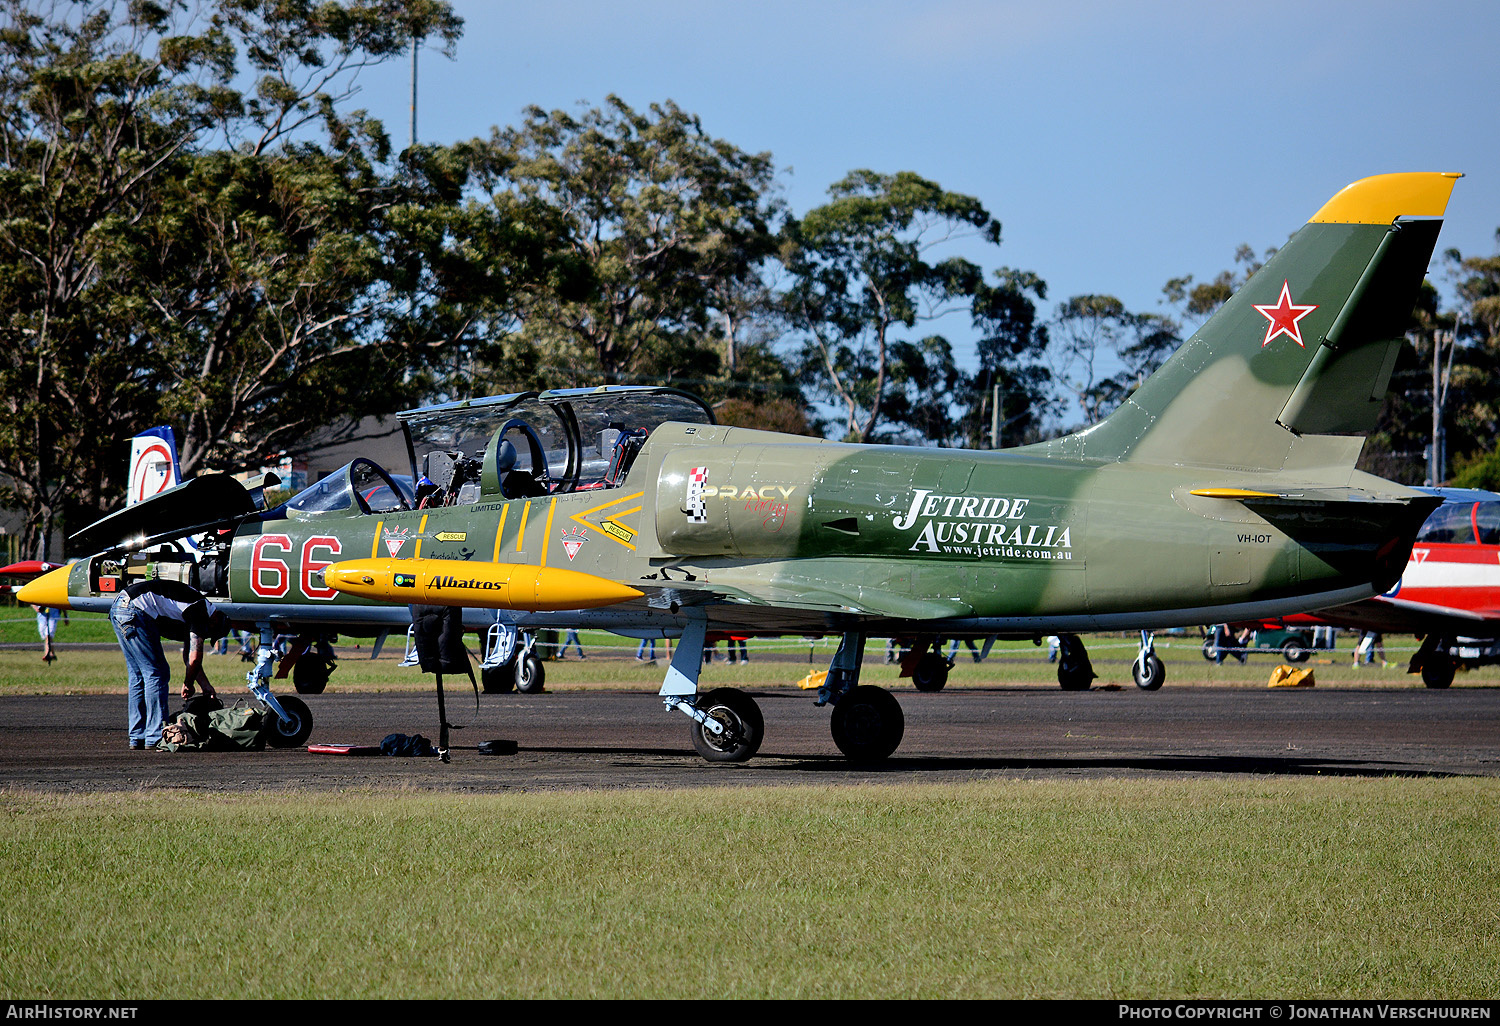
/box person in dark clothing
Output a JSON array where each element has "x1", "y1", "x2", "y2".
[{"x1": 111, "y1": 579, "x2": 230, "y2": 750}]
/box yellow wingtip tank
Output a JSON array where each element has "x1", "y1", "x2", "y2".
[
  {"x1": 15, "y1": 563, "x2": 76, "y2": 610},
  {"x1": 322, "y1": 557, "x2": 643, "y2": 611},
  {"x1": 1308, "y1": 171, "x2": 1462, "y2": 224}
]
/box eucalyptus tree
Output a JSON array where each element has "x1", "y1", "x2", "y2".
[
  {"x1": 460, "y1": 95, "x2": 784, "y2": 390},
  {"x1": 781, "y1": 170, "x2": 1014, "y2": 444},
  {"x1": 0, "y1": 0, "x2": 461, "y2": 553}
]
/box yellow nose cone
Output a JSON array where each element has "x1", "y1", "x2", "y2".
[{"x1": 16, "y1": 563, "x2": 76, "y2": 609}]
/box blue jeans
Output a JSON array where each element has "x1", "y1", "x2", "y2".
[
  {"x1": 636, "y1": 638, "x2": 656, "y2": 660},
  {"x1": 112, "y1": 597, "x2": 170, "y2": 745}
]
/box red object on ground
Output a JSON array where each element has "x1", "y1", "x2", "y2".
[{"x1": 306, "y1": 743, "x2": 382, "y2": 756}]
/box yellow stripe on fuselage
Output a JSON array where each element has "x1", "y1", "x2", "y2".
[
  {"x1": 492, "y1": 503, "x2": 510, "y2": 563},
  {"x1": 541, "y1": 498, "x2": 557, "y2": 567}
]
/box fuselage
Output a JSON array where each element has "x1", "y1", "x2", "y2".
[{"x1": 72, "y1": 421, "x2": 1420, "y2": 639}]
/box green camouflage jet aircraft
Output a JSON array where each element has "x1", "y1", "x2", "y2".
[{"x1": 22, "y1": 171, "x2": 1460, "y2": 762}]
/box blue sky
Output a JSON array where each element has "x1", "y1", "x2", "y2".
[{"x1": 349, "y1": 0, "x2": 1500, "y2": 371}]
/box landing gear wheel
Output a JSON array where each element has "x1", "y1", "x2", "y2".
[
  {"x1": 1422, "y1": 658, "x2": 1455, "y2": 689},
  {"x1": 690, "y1": 687, "x2": 765, "y2": 763},
  {"x1": 482, "y1": 659, "x2": 516, "y2": 694},
  {"x1": 830, "y1": 685, "x2": 905, "y2": 762},
  {"x1": 1132, "y1": 652, "x2": 1166, "y2": 690},
  {"x1": 1281, "y1": 639, "x2": 1310, "y2": 664},
  {"x1": 911, "y1": 651, "x2": 949, "y2": 692},
  {"x1": 515, "y1": 653, "x2": 546, "y2": 694},
  {"x1": 1056, "y1": 633, "x2": 1097, "y2": 691},
  {"x1": 261, "y1": 695, "x2": 313, "y2": 748},
  {"x1": 292, "y1": 652, "x2": 334, "y2": 695},
  {"x1": 1058, "y1": 666, "x2": 1093, "y2": 691}
]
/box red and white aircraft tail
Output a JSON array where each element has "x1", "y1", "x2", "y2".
[{"x1": 127, "y1": 426, "x2": 181, "y2": 507}]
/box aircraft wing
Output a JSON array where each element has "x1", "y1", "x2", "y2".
[
  {"x1": 641, "y1": 570, "x2": 970, "y2": 621},
  {"x1": 1303, "y1": 594, "x2": 1498, "y2": 638}
]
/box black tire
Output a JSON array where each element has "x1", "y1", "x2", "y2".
[
  {"x1": 515, "y1": 653, "x2": 546, "y2": 694},
  {"x1": 1422, "y1": 658, "x2": 1455, "y2": 689},
  {"x1": 829, "y1": 685, "x2": 905, "y2": 762},
  {"x1": 1056, "y1": 634, "x2": 1096, "y2": 690},
  {"x1": 1281, "y1": 639, "x2": 1311, "y2": 664},
  {"x1": 261, "y1": 695, "x2": 313, "y2": 748},
  {"x1": 1133, "y1": 652, "x2": 1166, "y2": 691},
  {"x1": 292, "y1": 651, "x2": 334, "y2": 695},
  {"x1": 1058, "y1": 666, "x2": 1093, "y2": 690},
  {"x1": 1202, "y1": 638, "x2": 1217, "y2": 662},
  {"x1": 911, "y1": 651, "x2": 949, "y2": 692},
  {"x1": 481, "y1": 659, "x2": 516, "y2": 694},
  {"x1": 690, "y1": 687, "x2": 765, "y2": 763}
]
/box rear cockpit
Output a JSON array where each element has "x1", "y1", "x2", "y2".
[{"x1": 395, "y1": 386, "x2": 714, "y2": 509}]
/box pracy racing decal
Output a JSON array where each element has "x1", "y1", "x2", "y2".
[
  {"x1": 686, "y1": 467, "x2": 709, "y2": 523},
  {"x1": 571, "y1": 491, "x2": 644, "y2": 551},
  {"x1": 681, "y1": 468, "x2": 798, "y2": 531},
  {"x1": 892, "y1": 489, "x2": 1075, "y2": 561}
]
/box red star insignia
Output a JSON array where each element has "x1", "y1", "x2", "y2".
[{"x1": 1253, "y1": 280, "x2": 1318, "y2": 349}]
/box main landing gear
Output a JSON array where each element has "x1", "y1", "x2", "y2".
[
  {"x1": 1056, "y1": 633, "x2": 1098, "y2": 690},
  {"x1": 1131, "y1": 630, "x2": 1166, "y2": 691},
  {"x1": 1409, "y1": 634, "x2": 1456, "y2": 689},
  {"x1": 659, "y1": 625, "x2": 905, "y2": 764},
  {"x1": 660, "y1": 622, "x2": 764, "y2": 763},
  {"x1": 1052, "y1": 631, "x2": 1163, "y2": 690},
  {"x1": 247, "y1": 623, "x2": 314, "y2": 747}
]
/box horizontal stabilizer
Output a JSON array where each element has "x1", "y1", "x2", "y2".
[{"x1": 1190, "y1": 486, "x2": 1442, "y2": 509}]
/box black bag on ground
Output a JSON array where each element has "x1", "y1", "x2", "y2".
[{"x1": 381, "y1": 732, "x2": 437, "y2": 757}]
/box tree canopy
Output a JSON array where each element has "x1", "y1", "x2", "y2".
[{"x1": 2, "y1": 1, "x2": 1497, "y2": 560}]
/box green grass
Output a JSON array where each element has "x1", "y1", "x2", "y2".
[
  {"x1": 0, "y1": 779, "x2": 1496, "y2": 998},
  {"x1": 2, "y1": 625, "x2": 1493, "y2": 695}
]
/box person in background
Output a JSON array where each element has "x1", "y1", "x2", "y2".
[
  {"x1": 34, "y1": 604, "x2": 60, "y2": 663},
  {"x1": 636, "y1": 638, "x2": 657, "y2": 663},
  {"x1": 558, "y1": 628, "x2": 586, "y2": 660},
  {"x1": 726, "y1": 635, "x2": 749, "y2": 665}
]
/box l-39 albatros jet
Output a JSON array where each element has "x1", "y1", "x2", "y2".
[{"x1": 22, "y1": 172, "x2": 1460, "y2": 763}]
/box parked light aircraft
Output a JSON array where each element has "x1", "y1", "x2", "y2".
[
  {"x1": 21, "y1": 172, "x2": 1462, "y2": 761},
  {"x1": 1274, "y1": 488, "x2": 1500, "y2": 687}
]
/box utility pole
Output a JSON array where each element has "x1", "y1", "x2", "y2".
[
  {"x1": 990, "y1": 381, "x2": 1001, "y2": 450},
  {"x1": 1428, "y1": 318, "x2": 1459, "y2": 487},
  {"x1": 409, "y1": 35, "x2": 419, "y2": 150}
]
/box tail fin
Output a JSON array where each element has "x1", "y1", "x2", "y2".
[
  {"x1": 1036, "y1": 172, "x2": 1460, "y2": 477},
  {"x1": 127, "y1": 426, "x2": 181, "y2": 506}
]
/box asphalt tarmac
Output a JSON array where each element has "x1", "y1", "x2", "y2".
[{"x1": 2, "y1": 683, "x2": 1497, "y2": 792}]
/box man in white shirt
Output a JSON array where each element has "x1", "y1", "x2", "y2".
[{"x1": 111, "y1": 579, "x2": 230, "y2": 750}]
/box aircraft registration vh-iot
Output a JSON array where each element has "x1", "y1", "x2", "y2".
[{"x1": 18, "y1": 171, "x2": 1464, "y2": 764}]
